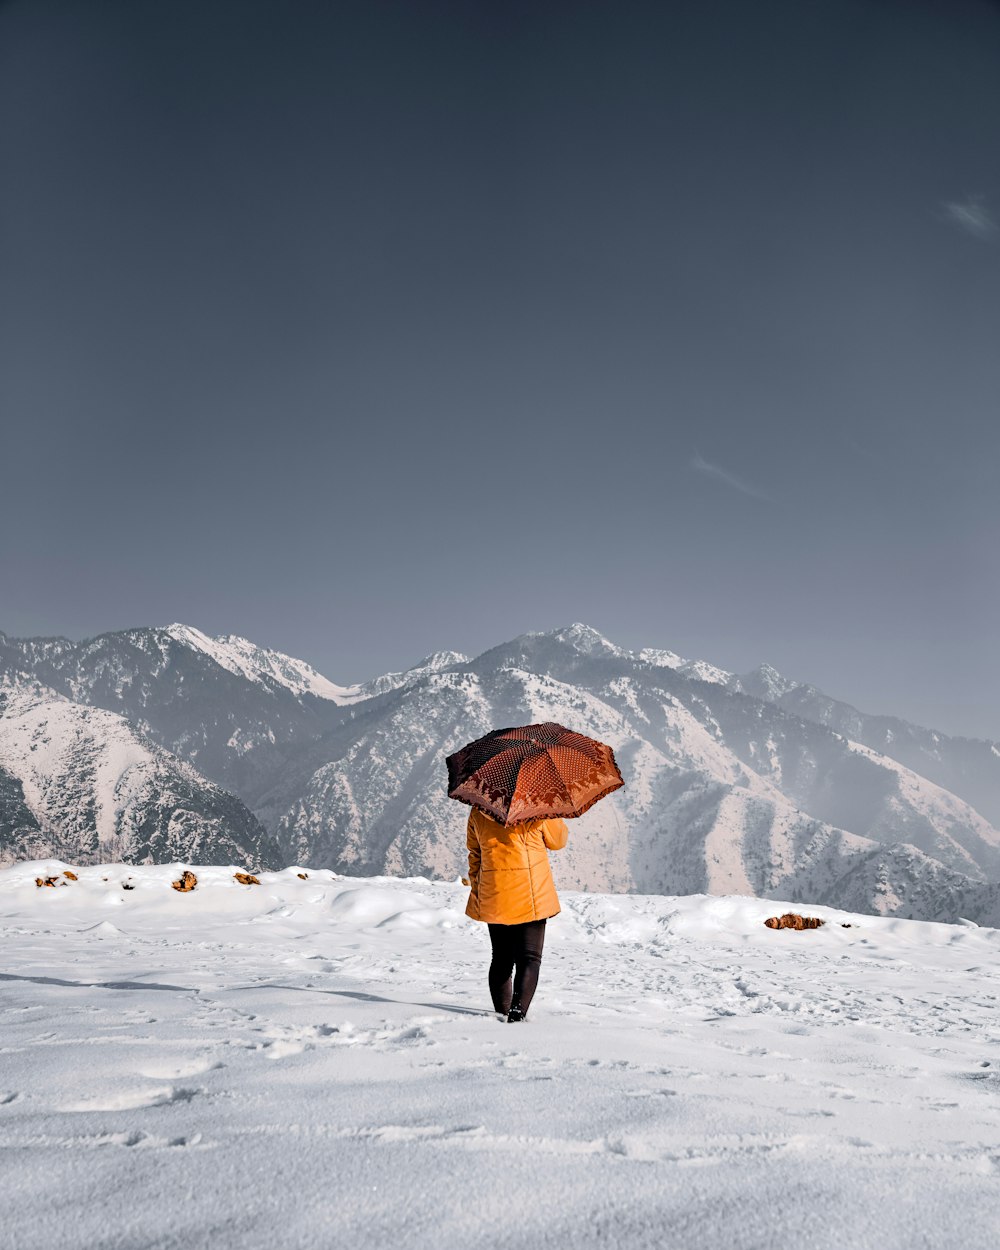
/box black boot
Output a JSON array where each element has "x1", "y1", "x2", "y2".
[{"x1": 507, "y1": 1005, "x2": 526, "y2": 1023}]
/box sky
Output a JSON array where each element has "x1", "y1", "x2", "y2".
[{"x1": 1, "y1": 0, "x2": 998, "y2": 738}]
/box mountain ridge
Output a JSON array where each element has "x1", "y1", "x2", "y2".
[{"x1": 2, "y1": 621, "x2": 998, "y2": 924}]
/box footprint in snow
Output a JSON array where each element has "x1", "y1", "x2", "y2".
[
  {"x1": 263, "y1": 1039, "x2": 308, "y2": 1059},
  {"x1": 957, "y1": 1069, "x2": 1000, "y2": 1091},
  {"x1": 59, "y1": 1086, "x2": 201, "y2": 1112},
  {"x1": 136, "y1": 1056, "x2": 224, "y2": 1080},
  {"x1": 68, "y1": 1130, "x2": 206, "y2": 1149}
]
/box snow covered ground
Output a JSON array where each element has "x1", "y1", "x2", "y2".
[{"x1": 2, "y1": 864, "x2": 999, "y2": 1250}]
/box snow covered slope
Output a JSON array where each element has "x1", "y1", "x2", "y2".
[
  {"x1": 0, "y1": 686, "x2": 277, "y2": 869},
  {"x1": 2, "y1": 863, "x2": 999, "y2": 1250},
  {"x1": 0, "y1": 625, "x2": 352, "y2": 802},
  {"x1": 732, "y1": 659, "x2": 1000, "y2": 827},
  {"x1": 167, "y1": 625, "x2": 367, "y2": 704}
]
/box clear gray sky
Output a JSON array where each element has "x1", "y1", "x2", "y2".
[{"x1": 2, "y1": 0, "x2": 998, "y2": 738}]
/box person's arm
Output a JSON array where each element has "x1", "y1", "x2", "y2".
[
  {"x1": 541, "y1": 818, "x2": 568, "y2": 850},
  {"x1": 466, "y1": 812, "x2": 482, "y2": 897}
]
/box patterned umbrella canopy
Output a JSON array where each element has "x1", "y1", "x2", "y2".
[{"x1": 446, "y1": 721, "x2": 624, "y2": 827}]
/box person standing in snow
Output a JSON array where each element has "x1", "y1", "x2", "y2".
[{"x1": 463, "y1": 806, "x2": 568, "y2": 1022}]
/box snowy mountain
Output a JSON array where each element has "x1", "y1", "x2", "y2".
[
  {"x1": 2, "y1": 621, "x2": 999, "y2": 923},
  {"x1": 0, "y1": 625, "x2": 351, "y2": 805},
  {"x1": 266, "y1": 627, "x2": 1000, "y2": 922},
  {"x1": 0, "y1": 683, "x2": 277, "y2": 869},
  {"x1": 0, "y1": 628, "x2": 467, "y2": 808},
  {"x1": 730, "y1": 661, "x2": 1000, "y2": 828}
]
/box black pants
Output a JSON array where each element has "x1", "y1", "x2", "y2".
[{"x1": 487, "y1": 919, "x2": 546, "y2": 1016}]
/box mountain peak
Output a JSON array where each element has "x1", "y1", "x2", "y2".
[
  {"x1": 742, "y1": 662, "x2": 800, "y2": 700},
  {"x1": 412, "y1": 650, "x2": 469, "y2": 672},
  {"x1": 362, "y1": 649, "x2": 468, "y2": 698},
  {"x1": 637, "y1": 646, "x2": 685, "y2": 669},
  {"x1": 549, "y1": 623, "x2": 623, "y2": 656}
]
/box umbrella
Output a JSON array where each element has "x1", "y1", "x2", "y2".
[{"x1": 446, "y1": 721, "x2": 623, "y2": 827}]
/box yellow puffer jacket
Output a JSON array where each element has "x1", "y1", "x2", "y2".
[{"x1": 464, "y1": 807, "x2": 568, "y2": 925}]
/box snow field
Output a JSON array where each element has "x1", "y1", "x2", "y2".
[{"x1": 2, "y1": 864, "x2": 999, "y2": 1250}]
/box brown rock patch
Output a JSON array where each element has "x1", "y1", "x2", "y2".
[
  {"x1": 234, "y1": 872, "x2": 260, "y2": 886},
  {"x1": 171, "y1": 870, "x2": 198, "y2": 893},
  {"x1": 764, "y1": 912, "x2": 825, "y2": 930}
]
